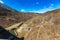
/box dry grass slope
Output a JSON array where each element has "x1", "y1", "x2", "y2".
[
  {"x1": 16, "y1": 9, "x2": 60, "y2": 40},
  {"x1": 0, "y1": 4, "x2": 60, "y2": 40}
]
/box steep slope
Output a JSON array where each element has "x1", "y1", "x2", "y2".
[
  {"x1": 24, "y1": 9, "x2": 60, "y2": 40},
  {"x1": 0, "y1": 3, "x2": 38, "y2": 28},
  {"x1": 16, "y1": 9, "x2": 60, "y2": 40}
]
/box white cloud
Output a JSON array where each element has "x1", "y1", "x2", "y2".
[
  {"x1": 0, "y1": 0, "x2": 4, "y2": 4},
  {"x1": 28, "y1": 5, "x2": 56, "y2": 13},
  {"x1": 51, "y1": 4, "x2": 54, "y2": 6},
  {"x1": 20, "y1": 6, "x2": 56, "y2": 13},
  {"x1": 48, "y1": 4, "x2": 54, "y2": 8},
  {"x1": 20, "y1": 4, "x2": 56, "y2": 13},
  {"x1": 20, "y1": 7, "x2": 56, "y2": 13},
  {"x1": 20, "y1": 9, "x2": 25, "y2": 12},
  {"x1": 28, "y1": 4, "x2": 55, "y2": 13}
]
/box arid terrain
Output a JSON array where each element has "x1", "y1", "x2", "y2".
[
  {"x1": 0, "y1": 3, "x2": 38, "y2": 28},
  {"x1": 17, "y1": 9, "x2": 60, "y2": 40},
  {"x1": 0, "y1": 3, "x2": 60, "y2": 40}
]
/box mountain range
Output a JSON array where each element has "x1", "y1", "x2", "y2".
[
  {"x1": 0, "y1": 3, "x2": 38, "y2": 28},
  {"x1": 0, "y1": 3, "x2": 60, "y2": 40}
]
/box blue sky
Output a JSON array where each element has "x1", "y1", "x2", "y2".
[{"x1": 0, "y1": 0, "x2": 60, "y2": 13}]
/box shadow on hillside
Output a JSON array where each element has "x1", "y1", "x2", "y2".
[{"x1": 0, "y1": 26, "x2": 24, "y2": 40}]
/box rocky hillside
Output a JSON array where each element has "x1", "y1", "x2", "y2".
[
  {"x1": 24, "y1": 9, "x2": 60, "y2": 40},
  {"x1": 0, "y1": 3, "x2": 38, "y2": 28},
  {"x1": 0, "y1": 3, "x2": 60, "y2": 40},
  {"x1": 16, "y1": 9, "x2": 60, "y2": 40}
]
